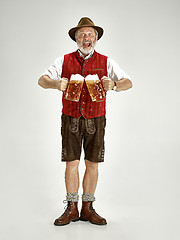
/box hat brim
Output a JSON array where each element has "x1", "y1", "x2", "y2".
[{"x1": 68, "y1": 26, "x2": 103, "y2": 42}]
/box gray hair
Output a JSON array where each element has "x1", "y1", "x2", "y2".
[{"x1": 75, "y1": 28, "x2": 98, "y2": 38}]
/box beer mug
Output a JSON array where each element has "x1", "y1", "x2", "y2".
[
  {"x1": 85, "y1": 74, "x2": 105, "y2": 102},
  {"x1": 64, "y1": 74, "x2": 84, "y2": 102}
]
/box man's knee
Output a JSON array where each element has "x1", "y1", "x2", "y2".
[
  {"x1": 85, "y1": 159, "x2": 98, "y2": 170},
  {"x1": 66, "y1": 160, "x2": 79, "y2": 170}
]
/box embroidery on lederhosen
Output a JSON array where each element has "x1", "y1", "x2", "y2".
[
  {"x1": 70, "y1": 117, "x2": 79, "y2": 133},
  {"x1": 85, "y1": 118, "x2": 96, "y2": 134},
  {"x1": 97, "y1": 117, "x2": 106, "y2": 161},
  {"x1": 62, "y1": 148, "x2": 67, "y2": 160},
  {"x1": 98, "y1": 148, "x2": 105, "y2": 162}
]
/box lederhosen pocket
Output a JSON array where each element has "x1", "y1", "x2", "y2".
[
  {"x1": 69, "y1": 117, "x2": 79, "y2": 133},
  {"x1": 85, "y1": 118, "x2": 96, "y2": 134}
]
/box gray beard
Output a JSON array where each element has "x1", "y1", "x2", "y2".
[{"x1": 77, "y1": 40, "x2": 97, "y2": 55}]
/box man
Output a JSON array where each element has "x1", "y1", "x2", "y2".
[{"x1": 38, "y1": 17, "x2": 132, "y2": 226}]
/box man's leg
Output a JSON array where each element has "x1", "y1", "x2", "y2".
[
  {"x1": 80, "y1": 159, "x2": 107, "y2": 225},
  {"x1": 54, "y1": 114, "x2": 82, "y2": 226},
  {"x1": 65, "y1": 160, "x2": 80, "y2": 193},
  {"x1": 82, "y1": 160, "x2": 98, "y2": 194},
  {"x1": 54, "y1": 160, "x2": 80, "y2": 226}
]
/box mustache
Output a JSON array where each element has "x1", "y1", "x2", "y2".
[{"x1": 82, "y1": 40, "x2": 92, "y2": 44}]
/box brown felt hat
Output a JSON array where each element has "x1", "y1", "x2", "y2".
[{"x1": 68, "y1": 17, "x2": 104, "y2": 42}]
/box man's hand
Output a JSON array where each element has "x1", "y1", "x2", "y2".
[
  {"x1": 38, "y1": 75, "x2": 68, "y2": 91},
  {"x1": 56, "y1": 77, "x2": 68, "y2": 91},
  {"x1": 101, "y1": 76, "x2": 115, "y2": 91}
]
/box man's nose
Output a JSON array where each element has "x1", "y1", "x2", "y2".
[{"x1": 83, "y1": 34, "x2": 89, "y2": 40}]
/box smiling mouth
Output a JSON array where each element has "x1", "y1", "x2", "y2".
[{"x1": 83, "y1": 42, "x2": 91, "y2": 48}]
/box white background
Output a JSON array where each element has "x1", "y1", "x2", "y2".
[{"x1": 1, "y1": 0, "x2": 180, "y2": 239}]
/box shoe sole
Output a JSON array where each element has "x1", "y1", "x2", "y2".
[
  {"x1": 79, "y1": 217, "x2": 107, "y2": 225},
  {"x1": 54, "y1": 218, "x2": 79, "y2": 226}
]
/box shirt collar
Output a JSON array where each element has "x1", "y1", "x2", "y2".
[{"x1": 78, "y1": 49, "x2": 94, "y2": 60}]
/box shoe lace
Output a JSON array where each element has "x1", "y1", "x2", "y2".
[
  {"x1": 61, "y1": 200, "x2": 72, "y2": 216},
  {"x1": 63, "y1": 200, "x2": 68, "y2": 209},
  {"x1": 89, "y1": 203, "x2": 97, "y2": 215}
]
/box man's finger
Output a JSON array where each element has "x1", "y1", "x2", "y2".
[{"x1": 101, "y1": 76, "x2": 108, "y2": 80}]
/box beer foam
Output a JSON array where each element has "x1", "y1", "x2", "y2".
[
  {"x1": 70, "y1": 74, "x2": 84, "y2": 81},
  {"x1": 85, "y1": 74, "x2": 99, "y2": 81}
]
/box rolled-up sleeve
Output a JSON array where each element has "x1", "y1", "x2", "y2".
[
  {"x1": 41, "y1": 56, "x2": 64, "y2": 80},
  {"x1": 107, "y1": 58, "x2": 131, "y2": 82}
]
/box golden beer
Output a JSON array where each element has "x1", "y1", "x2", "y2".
[
  {"x1": 64, "y1": 74, "x2": 84, "y2": 102},
  {"x1": 85, "y1": 78, "x2": 105, "y2": 102},
  {"x1": 65, "y1": 80, "x2": 84, "y2": 102}
]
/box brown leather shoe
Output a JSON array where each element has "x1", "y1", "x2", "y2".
[
  {"x1": 54, "y1": 201, "x2": 79, "y2": 226},
  {"x1": 79, "y1": 201, "x2": 107, "y2": 225}
]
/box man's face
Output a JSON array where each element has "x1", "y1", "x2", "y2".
[{"x1": 75, "y1": 27, "x2": 98, "y2": 56}]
